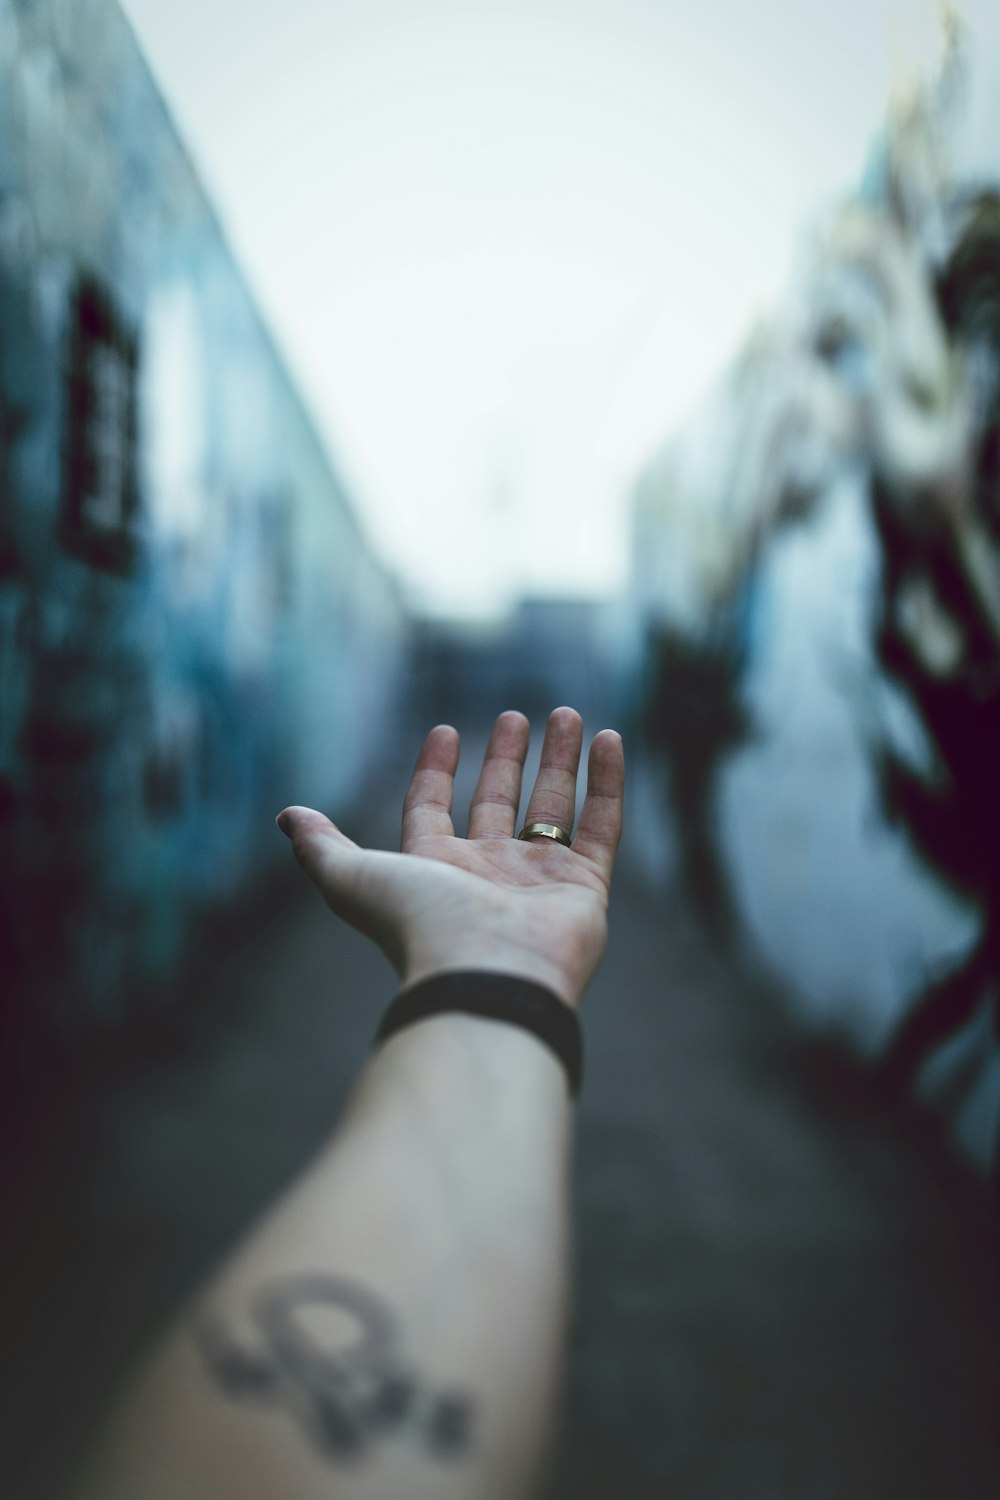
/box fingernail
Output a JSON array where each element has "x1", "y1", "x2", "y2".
[{"x1": 276, "y1": 810, "x2": 293, "y2": 838}]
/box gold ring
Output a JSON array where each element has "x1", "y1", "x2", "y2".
[{"x1": 518, "y1": 822, "x2": 572, "y2": 848}]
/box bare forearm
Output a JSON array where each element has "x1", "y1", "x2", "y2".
[
  {"x1": 73, "y1": 1013, "x2": 573, "y2": 1500},
  {"x1": 72, "y1": 707, "x2": 624, "y2": 1500}
]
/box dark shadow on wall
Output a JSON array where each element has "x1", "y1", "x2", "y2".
[
  {"x1": 640, "y1": 622, "x2": 752, "y2": 942},
  {"x1": 869, "y1": 193, "x2": 1000, "y2": 1194}
]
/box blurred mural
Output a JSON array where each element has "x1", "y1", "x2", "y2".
[
  {"x1": 0, "y1": 0, "x2": 404, "y2": 1121},
  {"x1": 629, "y1": 20, "x2": 1000, "y2": 1177}
]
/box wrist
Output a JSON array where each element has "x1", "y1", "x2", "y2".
[
  {"x1": 400, "y1": 952, "x2": 583, "y2": 1011},
  {"x1": 377, "y1": 970, "x2": 585, "y2": 1096}
]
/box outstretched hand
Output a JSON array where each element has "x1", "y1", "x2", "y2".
[{"x1": 277, "y1": 708, "x2": 625, "y2": 1009}]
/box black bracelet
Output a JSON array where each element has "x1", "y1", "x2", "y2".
[{"x1": 374, "y1": 971, "x2": 583, "y2": 1097}]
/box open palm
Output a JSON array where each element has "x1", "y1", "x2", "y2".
[{"x1": 278, "y1": 708, "x2": 625, "y2": 1009}]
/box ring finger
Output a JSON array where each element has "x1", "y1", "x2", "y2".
[{"x1": 521, "y1": 706, "x2": 583, "y2": 840}]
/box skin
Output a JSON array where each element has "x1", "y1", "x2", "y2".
[
  {"x1": 71, "y1": 707, "x2": 625, "y2": 1500},
  {"x1": 282, "y1": 708, "x2": 624, "y2": 1009}
]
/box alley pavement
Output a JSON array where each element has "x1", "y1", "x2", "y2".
[{"x1": 5, "y1": 742, "x2": 1000, "y2": 1499}]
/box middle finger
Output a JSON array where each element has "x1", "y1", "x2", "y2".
[{"x1": 468, "y1": 710, "x2": 530, "y2": 839}]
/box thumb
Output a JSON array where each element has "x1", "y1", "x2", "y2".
[
  {"x1": 276, "y1": 806, "x2": 402, "y2": 960},
  {"x1": 276, "y1": 805, "x2": 363, "y2": 894}
]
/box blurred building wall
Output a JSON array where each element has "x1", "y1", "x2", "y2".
[
  {"x1": 628, "y1": 27, "x2": 1000, "y2": 1172},
  {"x1": 0, "y1": 0, "x2": 405, "y2": 1077}
]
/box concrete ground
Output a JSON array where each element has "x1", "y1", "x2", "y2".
[{"x1": 5, "y1": 746, "x2": 1000, "y2": 1499}]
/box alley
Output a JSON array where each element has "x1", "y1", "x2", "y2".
[
  {"x1": 7, "y1": 7, "x2": 1000, "y2": 1499},
  {"x1": 6, "y1": 757, "x2": 1000, "y2": 1500}
]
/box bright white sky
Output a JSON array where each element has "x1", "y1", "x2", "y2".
[{"x1": 119, "y1": 0, "x2": 952, "y2": 616}]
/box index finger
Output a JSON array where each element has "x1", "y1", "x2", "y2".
[
  {"x1": 402, "y1": 725, "x2": 460, "y2": 848},
  {"x1": 570, "y1": 730, "x2": 624, "y2": 881}
]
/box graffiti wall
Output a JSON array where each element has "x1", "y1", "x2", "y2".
[
  {"x1": 629, "y1": 24, "x2": 1000, "y2": 1173},
  {"x1": 0, "y1": 0, "x2": 404, "y2": 1073}
]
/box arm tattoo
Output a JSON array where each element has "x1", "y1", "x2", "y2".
[{"x1": 193, "y1": 1274, "x2": 474, "y2": 1463}]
